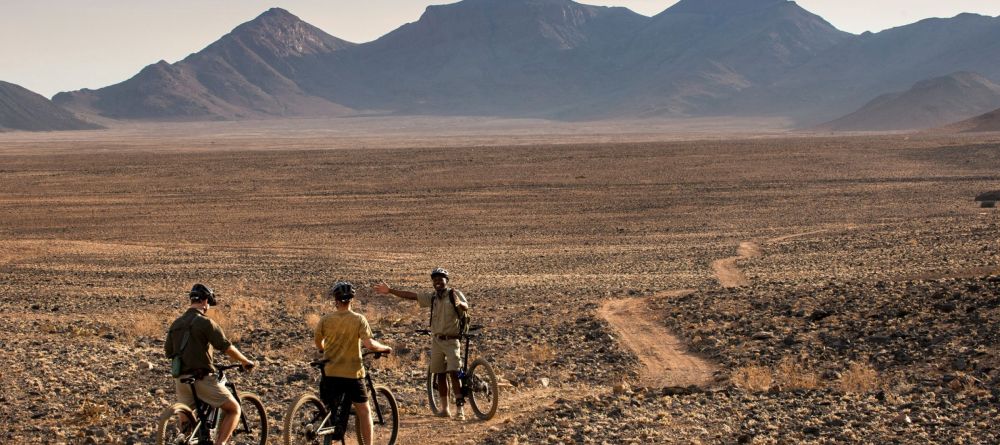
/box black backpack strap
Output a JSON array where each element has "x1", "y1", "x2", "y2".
[
  {"x1": 449, "y1": 289, "x2": 466, "y2": 335},
  {"x1": 173, "y1": 315, "x2": 197, "y2": 356}
]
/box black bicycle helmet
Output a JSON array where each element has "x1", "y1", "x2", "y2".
[
  {"x1": 189, "y1": 283, "x2": 218, "y2": 306},
  {"x1": 430, "y1": 267, "x2": 450, "y2": 280},
  {"x1": 330, "y1": 281, "x2": 356, "y2": 302}
]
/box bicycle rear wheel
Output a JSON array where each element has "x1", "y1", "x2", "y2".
[
  {"x1": 283, "y1": 393, "x2": 326, "y2": 445},
  {"x1": 232, "y1": 391, "x2": 267, "y2": 445},
  {"x1": 154, "y1": 403, "x2": 196, "y2": 445},
  {"x1": 364, "y1": 386, "x2": 398, "y2": 445},
  {"x1": 468, "y1": 358, "x2": 499, "y2": 420},
  {"x1": 426, "y1": 371, "x2": 449, "y2": 416}
]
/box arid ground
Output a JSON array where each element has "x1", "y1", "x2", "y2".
[{"x1": 0, "y1": 119, "x2": 998, "y2": 444}]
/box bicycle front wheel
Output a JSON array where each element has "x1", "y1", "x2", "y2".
[
  {"x1": 154, "y1": 403, "x2": 196, "y2": 445},
  {"x1": 232, "y1": 391, "x2": 267, "y2": 445},
  {"x1": 283, "y1": 393, "x2": 326, "y2": 445},
  {"x1": 468, "y1": 358, "x2": 500, "y2": 420},
  {"x1": 364, "y1": 386, "x2": 398, "y2": 445}
]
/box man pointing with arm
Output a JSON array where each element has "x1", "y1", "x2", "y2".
[{"x1": 374, "y1": 267, "x2": 469, "y2": 420}]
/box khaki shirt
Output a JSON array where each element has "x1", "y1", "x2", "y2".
[
  {"x1": 417, "y1": 288, "x2": 468, "y2": 336},
  {"x1": 165, "y1": 308, "x2": 232, "y2": 374},
  {"x1": 314, "y1": 310, "x2": 373, "y2": 379}
]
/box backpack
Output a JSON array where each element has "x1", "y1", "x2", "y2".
[
  {"x1": 169, "y1": 316, "x2": 197, "y2": 378},
  {"x1": 431, "y1": 289, "x2": 471, "y2": 336}
]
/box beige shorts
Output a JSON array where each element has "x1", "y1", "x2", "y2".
[
  {"x1": 429, "y1": 337, "x2": 462, "y2": 373},
  {"x1": 176, "y1": 375, "x2": 237, "y2": 409}
]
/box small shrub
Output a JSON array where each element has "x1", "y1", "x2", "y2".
[
  {"x1": 774, "y1": 357, "x2": 818, "y2": 390},
  {"x1": 305, "y1": 312, "x2": 321, "y2": 330},
  {"x1": 124, "y1": 312, "x2": 167, "y2": 340},
  {"x1": 731, "y1": 365, "x2": 772, "y2": 392},
  {"x1": 839, "y1": 362, "x2": 879, "y2": 393}
]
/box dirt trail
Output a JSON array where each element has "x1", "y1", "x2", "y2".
[
  {"x1": 711, "y1": 230, "x2": 830, "y2": 288},
  {"x1": 401, "y1": 230, "x2": 831, "y2": 443},
  {"x1": 599, "y1": 290, "x2": 717, "y2": 388},
  {"x1": 711, "y1": 241, "x2": 762, "y2": 288}
]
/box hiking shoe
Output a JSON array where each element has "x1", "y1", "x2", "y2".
[{"x1": 454, "y1": 408, "x2": 466, "y2": 421}]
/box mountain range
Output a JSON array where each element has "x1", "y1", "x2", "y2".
[{"x1": 44, "y1": 0, "x2": 1000, "y2": 128}]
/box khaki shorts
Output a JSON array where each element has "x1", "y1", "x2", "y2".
[
  {"x1": 428, "y1": 337, "x2": 462, "y2": 373},
  {"x1": 176, "y1": 375, "x2": 237, "y2": 409}
]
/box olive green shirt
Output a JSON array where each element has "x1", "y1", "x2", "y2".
[
  {"x1": 165, "y1": 308, "x2": 232, "y2": 375},
  {"x1": 315, "y1": 310, "x2": 373, "y2": 379},
  {"x1": 417, "y1": 288, "x2": 468, "y2": 336}
]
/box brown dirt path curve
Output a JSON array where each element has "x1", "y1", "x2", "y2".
[
  {"x1": 599, "y1": 290, "x2": 717, "y2": 388},
  {"x1": 711, "y1": 241, "x2": 762, "y2": 288},
  {"x1": 711, "y1": 230, "x2": 830, "y2": 288}
]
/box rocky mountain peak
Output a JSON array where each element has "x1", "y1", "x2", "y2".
[
  {"x1": 664, "y1": 0, "x2": 789, "y2": 16},
  {"x1": 224, "y1": 7, "x2": 353, "y2": 56}
]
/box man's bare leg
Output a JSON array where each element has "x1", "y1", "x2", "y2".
[
  {"x1": 216, "y1": 400, "x2": 241, "y2": 444},
  {"x1": 356, "y1": 401, "x2": 373, "y2": 445},
  {"x1": 436, "y1": 373, "x2": 451, "y2": 416}
]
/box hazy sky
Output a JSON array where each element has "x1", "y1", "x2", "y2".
[{"x1": 3, "y1": 0, "x2": 999, "y2": 98}]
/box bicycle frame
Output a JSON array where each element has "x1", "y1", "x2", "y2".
[
  {"x1": 458, "y1": 332, "x2": 475, "y2": 398},
  {"x1": 183, "y1": 365, "x2": 253, "y2": 443},
  {"x1": 310, "y1": 352, "x2": 390, "y2": 440}
]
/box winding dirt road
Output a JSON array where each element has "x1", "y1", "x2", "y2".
[
  {"x1": 711, "y1": 241, "x2": 762, "y2": 287},
  {"x1": 599, "y1": 290, "x2": 716, "y2": 388}
]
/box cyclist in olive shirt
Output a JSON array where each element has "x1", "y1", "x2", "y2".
[
  {"x1": 165, "y1": 284, "x2": 254, "y2": 445},
  {"x1": 316, "y1": 282, "x2": 392, "y2": 445},
  {"x1": 375, "y1": 267, "x2": 469, "y2": 420}
]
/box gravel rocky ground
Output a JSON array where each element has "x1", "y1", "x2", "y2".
[
  {"x1": 482, "y1": 224, "x2": 1000, "y2": 444},
  {"x1": 1, "y1": 131, "x2": 999, "y2": 443}
]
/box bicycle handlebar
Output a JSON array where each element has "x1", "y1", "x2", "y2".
[
  {"x1": 415, "y1": 325, "x2": 485, "y2": 337},
  {"x1": 309, "y1": 351, "x2": 388, "y2": 370},
  {"x1": 214, "y1": 363, "x2": 252, "y2": 372}
]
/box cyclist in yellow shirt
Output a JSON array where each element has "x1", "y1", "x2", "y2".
[{"x1": 315, "y1": 282, "x2": 392, "y2": 445}]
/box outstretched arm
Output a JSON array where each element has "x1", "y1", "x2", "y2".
[
  {"x1": 362, "y1": 337, "x2": 393, "y2": 354},
  {"x1": 374, "y1": 282, "x2": 418, "y2": 301}
]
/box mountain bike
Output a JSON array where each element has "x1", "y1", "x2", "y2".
[
  {"x1": 283, "y1": 351, "x2": 398, "y2": 445},
  {"x1": 418, "y1": 324, "x2": 499, "y2": 420},
  {"x1": 154, "y1": 363, "x2": 267, "y2": 445}
]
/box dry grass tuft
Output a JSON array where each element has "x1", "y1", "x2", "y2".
[
  {"x1": 731, "y1": 365, "x2": 772, "y2": 392},
  {"x1": 774, "y1": 357, "x2": 818, "y2": 390},
  {"x1": 73, "y1": 399, "x2": 111, "y2": 426},
  {"x1": 285, "y1": 288, "x2": 314, "y2": 317},
  {"x1": 123, "y1": 311, "x2": 168, "y2": 340},
  {"x1": 839, "y1": 362, "x2": 879, "y2": 393},
  {"x1": 209, "y1": 294, "x2": 271, "y2": 343},
  {"x1": 305, "y1": 312, "x2": 321, "y2": 330}
]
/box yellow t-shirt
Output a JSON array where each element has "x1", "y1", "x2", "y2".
[{"x1": 314, "y1": 310, "x2": 373, "y2": 379}]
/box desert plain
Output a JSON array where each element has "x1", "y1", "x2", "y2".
[{"x1": 0, "y1": 118, "x2": 998, "y2": 444}]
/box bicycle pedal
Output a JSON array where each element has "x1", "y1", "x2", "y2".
[{"x1": 330, "y1": 429, "x2": 345, "y2": 441}]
